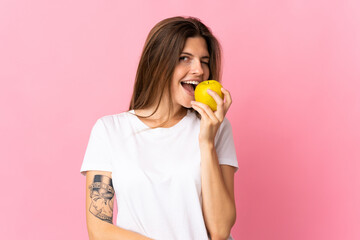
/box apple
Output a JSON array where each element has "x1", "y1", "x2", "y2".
[{"x1": 194, "y1": 80, "x2": 224, "y2": 111}]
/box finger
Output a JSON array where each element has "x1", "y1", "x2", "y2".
[
  {"x1": 207, "y1": 89, "x2": 225, "y2": 117},
  {"x1": 191, "y1": 102, "x2": 210, "y2": 120},
  {"x1": 221, "y1": 88, "x2": 232, "y2": 107},
  {"x1": 191, "y1": 100, "x2": 218, "y2": 122},
  {"x1": 221, "y1": 88, "x2": 232, "y2": 115},
  {"x1": 207, "y1": 89, "x2": 224, "y2": 105}
]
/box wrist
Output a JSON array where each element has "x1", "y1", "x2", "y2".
[{"x1": 199, "y1": 140, "x2": 215, "y2": 149}]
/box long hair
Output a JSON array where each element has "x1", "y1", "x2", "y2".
[{"x1": 128, "y1": 16, "x2": 222, "y2": 129}]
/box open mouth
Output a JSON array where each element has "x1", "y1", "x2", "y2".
[
  {"x1": 181, "y1": 82, "x2": 196, "y2": 90},
  {"x1": 181, "y1": 82, "x2": 197, "y2": 95}
]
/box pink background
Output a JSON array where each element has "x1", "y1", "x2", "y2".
[{"x1": 1, "y1": 0, "x2": 359, "y2": 239}]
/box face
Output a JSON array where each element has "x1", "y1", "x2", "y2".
[{"x1": 170, "y1": 36, "x2": 210, "y2": 109}]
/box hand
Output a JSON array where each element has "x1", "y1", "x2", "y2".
[{"x1": 191, "y1": 87, "x2": 232, "y2": 144}]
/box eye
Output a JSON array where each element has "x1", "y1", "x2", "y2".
[
  {"x1": 201, "y1": 61, "x2": 210, "y2": 66},
  {"x1": 179, "y1": 56, "x2": 191, "y2": 63}
]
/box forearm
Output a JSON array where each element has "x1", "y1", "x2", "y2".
[
  {"x1": 200, "y1": 142, "x2": 236, "y2": 240},
  {"x1": 90, "y1": 221, "x2": 153, "y2": 240}
]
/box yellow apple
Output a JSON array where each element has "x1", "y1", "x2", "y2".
[{"x1": 194, "y1": 80, "x2": 224, "y2": 111}]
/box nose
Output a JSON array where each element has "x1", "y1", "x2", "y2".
[{"x1": 190, "y1": 59, "x2": 204, "y2": 76}]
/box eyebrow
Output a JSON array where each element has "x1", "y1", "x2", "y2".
[{"x1": 181, "y1": 52, "x2": 210, "y2": 59}]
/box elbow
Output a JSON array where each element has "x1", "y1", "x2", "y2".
[
  {"x1": 89, "y1": 230, "x2": 105, "y2": 240},
  {"x1": 87, "y1": 227, "x2": 98, "y2": 240},
  {"x1": 86, "y1": 217, "x2": 111, "y2": 240},
  {"x1": 87, "y1": 230, "x2": 96, "y2": 240},
  {"x1": 211, "y1": 212, "x2": 236, "y2": 240},
  {"x1": 87, "y1": 225, "x2": 104, "y2": 240},
  {"x1": 210, "y1": 230, "x2": 231, "y2": 240},
  {"x1": 89, "y1": 226, "x2": 110, "y2": 240},
  {"x1": 210, "y1": 225, "x2": 233, "y2": 240},
  {"x1": 88, "y1": 234, "x2": 96, "y2": 240}
]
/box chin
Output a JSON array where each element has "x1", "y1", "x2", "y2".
[{"x1": 182, "y1": 101, "x2": 192, "y2": 108}]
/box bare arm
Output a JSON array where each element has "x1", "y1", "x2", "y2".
[
  {"x1": 200, "y1": 143, "x2": 236, "y2": 240},
  {"x1": 85, "y1": 171, "x2": 153, "y2": 240}
]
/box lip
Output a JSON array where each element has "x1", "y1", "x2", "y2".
[
  {"x1": 181, "y1": 83, "x2": 195, "y2": 96},
  {"x1": 180, "y1": 78, "x2": 202, "y2": 83},
  {"x1": 180, "y1": 79, "x2": 199, "y2": 97}
]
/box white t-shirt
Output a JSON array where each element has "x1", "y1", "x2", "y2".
[{"x1": 80, "y1": 109, "x2": 239, "y2": 240}]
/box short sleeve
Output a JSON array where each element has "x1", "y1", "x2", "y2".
[
  {"x1": 80, "y1": 118, "x2": 112, "y2": 176},
  {"x1": 214, "y1": 117, "x2": 239, "y2": 173}
]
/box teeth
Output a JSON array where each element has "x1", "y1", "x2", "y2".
[{"x1": 181, "y1": 81, "x2": 200, "y2": 85}]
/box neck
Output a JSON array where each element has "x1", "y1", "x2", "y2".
[{"x1": 135, "y1": 103, "x2": 187, "y2": 122}]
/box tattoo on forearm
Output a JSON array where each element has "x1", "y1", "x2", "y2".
[{"x1": 88, "y1": 175, "x2": 115, "y2": 224}]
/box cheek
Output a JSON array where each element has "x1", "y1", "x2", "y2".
[
  {"x1": 174, "y1": 65, "x2": 189, "y2": 78},
  {"x1": 204, "y1": 67, "x2": 210, "y2": 79},
  {"x1": 172, "y1": 73, "x2": 186, "y2": 90}
]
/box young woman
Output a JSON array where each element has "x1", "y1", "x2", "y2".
[{"x1": 80, "y1": 16, "x2": 239, "y2": 240}]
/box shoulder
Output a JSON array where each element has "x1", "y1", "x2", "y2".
[
  {"x1": 94, "y1": 110, "x2": 132, "y2": 130},
  {"x1": 187, "y1": 111, "x2": 233, "y2": 131},
  {"x1": 220, "y1": 117, "x2": 232, "y2": 132},
  {"x1": 215, "y1": 117, "x2": 234, "y2": 142}
]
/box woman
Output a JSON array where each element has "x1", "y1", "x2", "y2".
[{"x1": 80, "y1": 16, "x2": 239, "y2": 240}]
